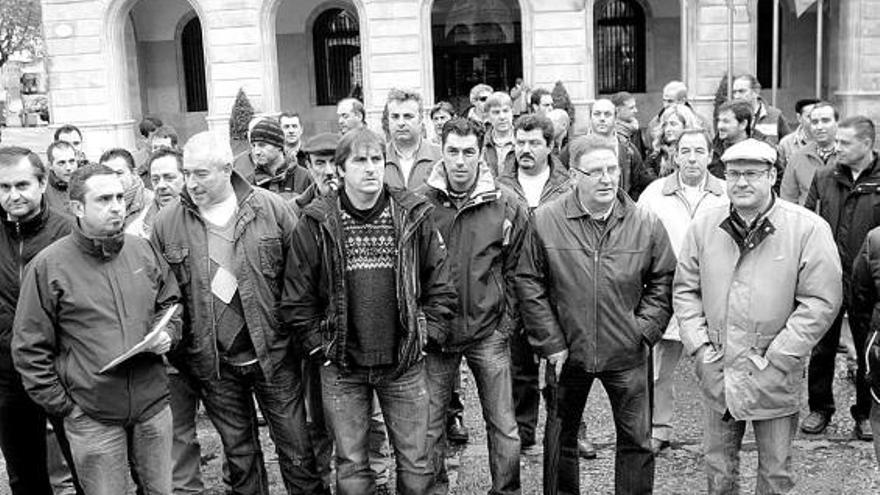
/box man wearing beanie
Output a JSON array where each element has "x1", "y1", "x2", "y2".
[{"x1": 233, "y1": 117, "x2": 312, "y2": 200}]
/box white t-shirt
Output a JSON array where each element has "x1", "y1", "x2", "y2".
[
  {"x1": 518, "y1": 167, "x2": 551, "y2": 208},
  {"x1": 681, "y1": 181, "x2": 704, "y2": 210},
  {"x1": 398, "y1": 155, "x2": 416, "y2": 185},
  {"x1": 199, "y1": 193, "x2": 238, "y2": 227}
]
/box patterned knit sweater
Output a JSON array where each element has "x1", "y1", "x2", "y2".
[{"x1": 340, "y1": 191, "x2": 402, "y2": 367}]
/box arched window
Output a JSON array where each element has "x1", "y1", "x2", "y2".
[
  {"x1": 595, "y1": 0, "x2": 645, "y2": 94},
  {"x1": 313, "y1": 8, "x2": 362, "y2": 106},
  {"x1": 180, "y1": 17, "x2": 207, "y2": 112}
]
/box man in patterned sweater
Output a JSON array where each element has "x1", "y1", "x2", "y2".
[{"x1": 282, "y1": 128, "x2": 457, "y2": 495}]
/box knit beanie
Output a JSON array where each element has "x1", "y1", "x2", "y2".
[{"x1": 250, "y1": 118, "x2": 284, "y2": 150}]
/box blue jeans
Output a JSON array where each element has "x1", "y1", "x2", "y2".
[
  {"x1": 703, "y1": 408, "x2": 798, "y2": 494},
  {"x1": 169, "y1": 370, "x2": 204, "y2": 494},
  {"x1": 426, "y1": 329, "x2": 521, "y2": 495},
  {"x1": 63, "y1": 404, "x2": 172, "y2": 495},
  {"x1": 554, "y1": 362, "x2": 654, "y2": 495},
  {"x1": 321, "y1": 361, "x2": 431, "y2": 495},
  {"x1": 200, "y1": 360, "x2": 323, "y2": 494}
]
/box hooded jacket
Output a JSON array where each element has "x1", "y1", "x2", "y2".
[
  {"x1": 0, "y1": 203, "x2": 71, "y2": 378},
  {"x1": 516, "y1": 189, "x2": 676, "y2": 372},
  {"x1": 674, "y1": 200, "x2": 842, "y2": 420},
  {"x1": 418, "y1": 161, "x2": 530, "y2": 351},
  {"x1": 12, "y1": 226, "x2": 182, "y2": 423},
  {"x1": 280, "y1": 186, "x2": 457, "y2": 380},
  {"x1": 151, "y1": 172, "x2": 297, "y2": 381}
]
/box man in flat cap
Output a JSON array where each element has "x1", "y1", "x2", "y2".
[
  {"x1": 292, "y1": 133, "x2": 340, "y2": 216},
  {"x1": 674, "y1": 138, "x2": 842, "y2": 493}
]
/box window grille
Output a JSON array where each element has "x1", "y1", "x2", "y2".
[
  {"x1": 181, "y1": 17, "x2": 207, "y2": 112},
  {"x1": 314, "y1": 9, "x2": 363, "y2": 106},
  {"x1": 595, "y1": 0, "x2": 645, "y2": 94}
]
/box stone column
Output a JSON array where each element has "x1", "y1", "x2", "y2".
[{"x1": 834, "y1": 0, "x2": 880, "y2": 121}]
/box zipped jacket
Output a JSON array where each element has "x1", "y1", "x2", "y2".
[
  {"x1": 12, "y1": 227, "x2": 182, "y2": 423},
  {"x1": 418, "y1": 161, "x2": 530, "y2": 351},
  {"x1": 280, "y1": 186, "x2": 457, "y2": 379},
  {"x1": 384, "y1": 139, "x2": 442, "y2": 190},
  {"x1": 151, "y1": 172, "x2": 297, "y2": 381},
  {"x1": 497, "y1": 155, "x2": 572, "y2": 206},
  {"x1": 851, "y1": 226, "x2": 880, "y2": 404},
  {"x1": 0, "y1": 203, "x2": 71, "y2": 378},
  {"x1": 516, "y1": 189, "x2": 676, "y2": 372}
]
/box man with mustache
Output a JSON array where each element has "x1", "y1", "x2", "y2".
[
  {"x1": 13, "y1": 163, "x2": 183, "y2": 495},
  {"x1": 383, "y1": 88, "x2": 441, "y2": 190},
  {"x1": 517, "y1": 134, "x2": 676, "y2": 493},
  {"x1": 98, "y1": 148, "x2": 155, "y2": 238},
  {"x1": 151, "y1": 132, "x2": 326, "y2": 494}
]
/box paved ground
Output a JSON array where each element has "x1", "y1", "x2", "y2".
[{"x1": 2, "y1": 354, "x2": 879, "y2": 494}]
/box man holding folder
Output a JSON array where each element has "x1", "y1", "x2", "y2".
[{"x1": 12, "y1": 163, "x2": 182, "y2": 495}]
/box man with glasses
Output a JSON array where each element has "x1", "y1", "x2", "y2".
[
  {"x1": 674, "y1": 138, "x2": 842, "y2": 493},
  {"x1": 517, "y1": 134, "x2": 676, "y2": 493}
]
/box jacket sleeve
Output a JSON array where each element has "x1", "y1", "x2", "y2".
[
  {"x1": 779, "y1": 159, "x2": 799, "y2": 203},
  {"x1": 515, "y1": 221, "x2": 567, "y2": 357},
  {"x1": 280, "y1": 218, "x2": 327, "y2": 356},
  {"x1": 635, "y1": 215, "x2": 676, "y2": 346},
  {"x1": 851, "y1": 232, "x2": 877, "y2": 330},
  {"x1": 764, "y1": 220, "x2": 843, "y2": 373},
  {"x1": 627, "y1": 144, "x2": 656, "y2": 200},
  {"x1": 804, "y1": 174, "x2": 819, "y2": 212},
  {"x1": 11, "y1": 260, "x2": 74, "y2": 417},
  {"x1": 673, "y1": 222, "x2": 711, "y2": 355},
  {"x1": 501, "y1": 198, "x2": 530, "y2": 332},
  {"x1": 417, "y1": 215, "x2": 457, "y2": 345},
  {"x1": 148, "y1": 242, "x2": 184, "y2": 347}
]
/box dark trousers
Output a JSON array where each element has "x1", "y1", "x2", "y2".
[
  {"x1": 555, "y1": 363, "x2": 654, "y2": 495},
  {"x1": 808, "y1": 308, "x2": 872, "y2": 420},
  {"x1": 0, "y1": 368, "x2": 83, "y2": 495},
  {"x1": 509, "y1": 329, "x2": 540, "y2": 446}
]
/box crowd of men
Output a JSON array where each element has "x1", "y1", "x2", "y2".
[{"x1": 1, "y1": 72, "x2": 880, "y2": 495}]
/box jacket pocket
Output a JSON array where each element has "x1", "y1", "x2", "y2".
[
  {"x1": 259, "y1": 237, "x2": 284, "y2": 277},
  {"x1": 163, "y1": 246, "x2": 190, "y2": 286}
]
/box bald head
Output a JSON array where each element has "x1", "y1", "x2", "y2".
[
  {"x1": 662, "y1": 81, "x2": 688, "y2": 108},
  {"x1": 590, "y1": 99, "x2": 616, "y2": 137},
  {"x1": 547, "y1": 109, "x2": 571, "y2": 141}
]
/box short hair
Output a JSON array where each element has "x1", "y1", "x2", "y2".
[
  {"x1": 734, "y1": 74, "x2": 761, "y2": 91},
  {"x1": 153, "y1": 126, "x2": 179, "y2": 147},
  {"x1": 795, "y1": 98, "x2": 821, "y2": 116},
  {"x1": 385, "y1": 88, "x2": 424, "y2": 115},
  {"x1": 338, "y1": 98, "x2": 366, "y2": 123},
  {"x1": 47, "y1": 140, "x2": 75, "y2": 164},
  {"x1": 99, "y1": 148, "x2": 136, "y2": 171},
  {"x1": 183, "y1": 131, "x2": 233, "y2": 169},
  {"x1": 610, "y1": 91, "x2": 635, "y2": 108},
  {"x1": 441, "y1": 118, "x2": 484, "y2": 149},
  {"x1": 138, "y1": 116, "x2": 163, "y2": 138},
  {"x1": 547, "y1": 109, "x2": 571, "y2": 135},
  {"x1": 530, "y1": 88, "x2": 551, "y2": 108},
  {"x1": 674, "y1": 128, "x2": 714, "y2": 155},
  {"x1": 0, "y1": 146, "x2": 46, "y2": 181},
  {"x1": 68, "y1": 164, "x2": 117, "y2": 203},
  {"x1": 839, "y1": 116, "x2": 876, "y2": 147},
  {"x1": 469, "y1": 84, "x2": 493, "y2": 101},
  {"x1": 148, "y1": 147, "x2": 184, "y2": 173},
  {"x1": 54, "y1": 124, "x2": 82, "y2": 142},
  {"x1": 809, "y1": 101, "x2": 839, "y2": 121},
  {"x1": 430, "y1": 101, "x2": 456, "y2": 120},
  {"x1": 335, "y1": 128, "x2": 385, "y2": 171},
  {"x1": 717, "y1": 100, "x2": 754, "y2": 135},
  {"x1": 663, "y1": 81, "x2": 688, "y2": 101},
  {"x1": 568, "y1": 134, "x2": 618, "y2": 170},
  {"x1": 514, "y1": 114, "x2": 555, "y2": 146},
  {"x1": 485, "y1": 91, "x2": 512, "y2": 111},
  {"x1": 279, "y1": 111, "x2": 301, "y2": 121}
]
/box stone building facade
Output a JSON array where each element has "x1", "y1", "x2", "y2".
[{"x1": 39, "y1": 0, "x2": 870, "y2": 159}]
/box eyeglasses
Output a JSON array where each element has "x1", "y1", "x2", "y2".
[
  {"x1": 571, "y1": 166, "x2": 620, "y2": 179},
  {"x1": 723, "y1": 169, "x2": 770, "y2": 182}
]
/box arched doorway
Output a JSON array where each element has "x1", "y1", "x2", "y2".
[{"x1": 430, "y1": 0, "x2": 523, "y2": 110}]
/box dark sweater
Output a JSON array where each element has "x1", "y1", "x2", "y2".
[{"x1": 339, "y1": 190, "x2": 401, "y2": 367}]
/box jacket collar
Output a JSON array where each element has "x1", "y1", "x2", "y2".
[
  {"x1": 563, "y1": 187, "x2": 633, "y2": 221},
  {"x1": 48, "y1": 170, "x2": 67, "y2": 191},
  {"x1": 386, "y1": 138, "x2": 436, "y2": 166},
  {"x1": 304, "y1": 184, "x2": 433, "y2": 230},
  {"x1": 1, "y1": 197, "x2": 52, "y2": 237},
  {"x1": 425, "y1": 160, "x2": 498, "y2": 201},
  {"x1": 180, "y1": 170, "x2": 254, "y2": 213},
  {"x1": 71, "y1": 222, "x2": 125, "y2": 260},
  {"x1": 660, "y1": 172, "x2": 725, "y2": 196},
  {"x1": 502, "y1": 154, "x2": 569, "y2": 188},
  {"x1": 833, "y1": 151, "x2": 880, "y2": 185}
]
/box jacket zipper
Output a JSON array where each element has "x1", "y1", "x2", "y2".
[
  {"x1": 16, "y1": 223, "x2": 23, "y2": 282},
  {"x1": 592, "y1": 215, "x2": 618, "y2": 370}
]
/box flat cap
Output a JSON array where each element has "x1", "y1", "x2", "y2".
[
  {"x1": 303, "y1": 133, "x2": 340, "y2": 154},
  {"x1": 721, "y1": 138, "x2": 777, "y2": 165}
]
